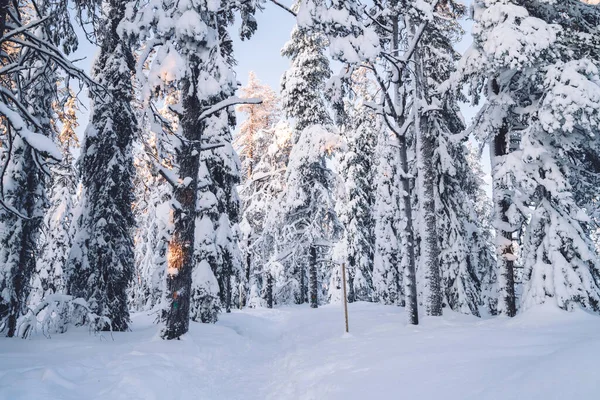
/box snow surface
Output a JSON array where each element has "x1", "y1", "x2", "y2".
[{"x1": 1, "y1": 303, "x2": 599, "y2": 399}]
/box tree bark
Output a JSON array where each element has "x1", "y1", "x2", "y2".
[
  {"x1": 309, "y1": 245, "x2": 318, "y2": 308},
  {"x1": 393, "y1": 15, "x2": 419, "y2": 325},
  {"x1": 415, "y1": 52, "x2": 442, "y2": 317},
  {"x1": 492, "y1": 123, "x2": 517, "y2": 317},
  {"x1": 266, "y1": 272, "x2": 273, "y2": 309},
  {"x1": 162, "y1": 84, "x2": 201, "y2": 340}
]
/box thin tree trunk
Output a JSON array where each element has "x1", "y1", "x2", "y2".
[
  {"x1": 225, "y1": 258, "x2": 232, "y2": 313},
  {"x1": 415, "y1": 53, "x2": 442, "y2": 317},
  {"x1": 266, "y1": 272, "x2": 273, "y2": 308},
  {"x1": 162, "y1": 85, "x2": 201, "y2": 340},
  {"x1": 393, "y1": 15, "x2": 419, "y2": 325},
  {"x1": 310, "y1": 245, "x2": 318, "y2": 308},
  {"x1": 492, "y1": 124, "x2": 517, "y2": 317}
]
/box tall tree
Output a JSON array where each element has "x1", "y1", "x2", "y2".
[
  {"x1": 337, "y1": 68, "x2": 378, "y2": 302},
  {"x1": 67, "y1": 0, "x2": 137, "y2": 331},
  {"x1": 458, "y1": 0, "x2": 600, "y2": 314},
  {"x1": 31, "y1": 92, "x2": 79, "y2": 309},
  {"x1": 236, "y1": 73, "x2": 282, "y2": 307},
  {"x1": 130, "y1": 0, "x2": 261, "y2": 338},
  {"x1": 0, "y1": 0, "x2": 81, "y2": 337},
  {"x1": 270, "y1": 125, "x2": 343, "y2": 307},
  {"x1": 372, "y1": 131, "x2": 404, "y2": 306}
]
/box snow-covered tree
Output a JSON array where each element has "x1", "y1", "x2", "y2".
[
  {"x1": 0, "y1": 0, "x2": 79, "y2": 336},
  {"x1": 372, "y1": 131, "x2": 404, "y2": 306},
  {"x1": 458, "y1": 0, "x2": 600, "y2": 314},
  {"x1": 239, "y1": 121, "x2": 293, "y2": 308},
  {"x1": 130, "y1": 141, "x2": 172, "y2": 313},
  {"x1": 129, "y1": 0, "x2": 261, "y2": 338},
  {"x1": 236, "y1": 74, "x2": 284, "y2": 306},
  {"x1": 236, "y1": 72, "x2": 280, "y2": 178},
  {"x1": 281, "y1": 3, "x2": 332, "y2": 140},
  {"x1": 31, "y1": 93, "x2": 80, "y2": 311},
  {"x1": 67, "y1": 0, "x2": 137, "y2": 332},
  {"x1": 337, "y1": 68, "x2": 378, "y2": 302},
  {"x1": 269, "y1": 125, "x2": 343, "y2": 307}
]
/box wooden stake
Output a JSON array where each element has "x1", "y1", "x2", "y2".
[{"x1": 342, "y1": 263, "x2": 349, "y2": 333}]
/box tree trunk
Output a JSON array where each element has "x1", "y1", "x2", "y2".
[
  {"x1": 492, "y1": 123, "x2": 517, "y2": 317},
  {"x1": 393, "y1": 15, "x2": 419, "y2": 325},
  {"x1": 309, "y1": 246, "x2": 318, "y2": 308},
  {"x1": 162, "y1": 86, "x2": 201, "y2": 340},
  {"x1": 266, "y1": 272, "x2": 273, "y2": 309},
  {"x1": 415, "y1": 53, "x2": 442, "y2": 317},
  {"x1": 225, "y1": 258, "x2": 232, "y2": 313}
]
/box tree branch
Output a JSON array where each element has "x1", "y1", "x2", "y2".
[{"x1": 269, "y1": 0, "x2": 296, "y2": 17}]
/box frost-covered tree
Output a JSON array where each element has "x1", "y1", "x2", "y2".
[
  {"x1": 281, "y1": 2, "x2": 332, "y2": 140},
  {"x1": 236, "y1": 74, "x2": 283, "y2": 306},
  {"x1": 239, "y1": 121, "x2": 293, "y2": 308},
  {"x1": 236, "y1": 71, "x2": 280, "y2": 178},
  {"x1": 129, "y1": 0, "x2": 261, "y2": 338},
  {"x1": 458, "y1": 0, "x2": 600, "y2": 314},
  {"x1": 67, "y1": 0, "x2": 137, "y2": 332},
  {"x1": 0, "y1": 0, "x2": 80, "y2": 337},
  {"x1": 408, "y1": 0, "x2": 487, "y2": 317},
  {"x1": 269, "y1": 125, "x2": 343, "y2": 307},
  {"x1": 466, "y1": 146, "x2": 497, "y2": 315},
  {"x1": 31, "y1": 93, "x2": 80, "y2": 310},
  {"x1": 130, "y1": 138, "x2": 172, "y2": 313},
  {"x1": 337, "y1": 68, "x2": 378, "y2": 302},
  {"x1": 372, "y1": 131, "x2": 404, "y2": 306}
]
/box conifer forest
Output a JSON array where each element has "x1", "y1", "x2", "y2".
[{"x1": 1, "y1": 0, "x2": 600, "y2": 399}]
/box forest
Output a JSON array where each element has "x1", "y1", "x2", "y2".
[{"x1": 1, "y1": 0, "x2": 600, "y2": 399}]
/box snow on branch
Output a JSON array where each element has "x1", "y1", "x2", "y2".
[
  {"x1": 197, "y1": 97, "x2": 262, "y2": 122},
  {"x1": 269, "y1": 0, "x2": 297, "y2": 17},
  {"x1": 18, "y1": 294, "x2": 112, "y2": 339}
]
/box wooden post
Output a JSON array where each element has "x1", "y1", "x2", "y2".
[{"x1": 342, "y1": 263, "x2": 349, "y2": 333}]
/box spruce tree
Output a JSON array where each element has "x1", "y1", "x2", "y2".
[
  {"x1": 235, "y1": 73, "x2": 282, "y2": 307},
  {"x1": 0, "y1": 0, "x2": 77, "y2": 336},
  {"x1": 67, "y1": 0, "x2": 137, "y2": 331},
  {"x1": 337, "y1": 68, "x2": 378, "y2": 302},
  {"x1": 130, "y1": 0, "x2": 260, "y2": 337},
  {"x1": 31, "y1": 93, "x2": 79, "y2": 310},
  {"x1": 458, "y1": 0, "x2": 600, "y2": 313}
]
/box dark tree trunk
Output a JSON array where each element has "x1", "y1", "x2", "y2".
[
  {"x1": 6, "y1": 151, "x2": 40, "y2": 337},
  {"x1": 310, "y1": 246, "x2": 318, "y2": 309},
  {"x1": 243, "y1": 239, "x2": 251, "y2": 307},
  {"x1": 162, "y1": 85, "x2": 201, "y2": 340},
  {"x1": 493, "y1": 122, "x2": 517, "y2": 317},
  {"x1": 347, "y1": 260, "x2": 356, "y2": 304},
  {"x1": 266, "y1": 272, "x2": 273, "y2": 309},
  {"x1": 418, "y1": 116, "x2": 442, "y2": 317},
  {"x1": 225, "y1": 257, "x2": 232, "y2": 313}
]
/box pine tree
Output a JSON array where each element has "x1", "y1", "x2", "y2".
[
  {"x1": 409, "y1": 0, "x2": 487, "y2": 316},
  {"x1": 275, "y1": 11, "x2": 342, "y2": 307},
  {"x1": 458, "y1": 0, "x2": 600, "y2": 313},
  {"x1": 236, "y1": 73, "x2": 283, "y2": 307},
  {"x1": 31, "y1": 93, "x2": 79, "y2": 311},
  {"x1": 281, "y1": 8, "x2": 332, "y2": 140},
  {"x1": 0, "y1": 0, "x2": 75, "y2": 336},
  {"x1": 130, "y1": 138, "x2": 172, "y2": 313},
  {"x1": 238, "y1": 121, "x2": 293, "y2": 308},
  {"x1": 270, "y1": 125, "x2": 343, "y2": 307},
  {"x1": 372, "y1": 131, "x2": 404, "y2": 306},
  {"x1": 130, "y1": 0, "x2": 260, "y2": 338},
  {"x1": 67, "y1": 0, "x2": 137, "y2": 331},
  {"x1": 337, "y1": 68, "x2": 378, "y2": 302}
]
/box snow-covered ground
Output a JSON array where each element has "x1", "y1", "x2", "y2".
[{"x1": 1, "y1": 302, "x2": 599, "y2": 400}]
